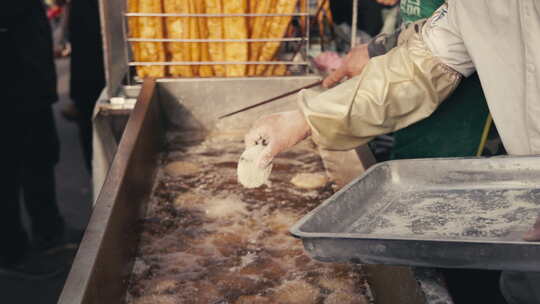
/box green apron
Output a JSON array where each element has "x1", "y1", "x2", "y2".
[
  {"x1": 390, "y1": 0, "x2": 490, "y2": 160},
  {"x1": 400, "y1": 0, "x2": 445, "y2": 25},
  {"x1": 390, "y1": 74, "x2": 490, "y2": 159}
]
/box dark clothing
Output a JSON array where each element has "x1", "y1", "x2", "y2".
[
  {"x1": 3, "y1": 108, "x2": 64, "y2": 265},
  {"x1": 1, "y1": 0, "x2": 58, "y2": 111},
  {"x1": 69, "y1": 0, "x2": 104, "y2": 104},
  {"x1": 0, "y1": 1, "x2": 63, "y2": 264},
  {"x1": 391, "y1": 73, "x2": 490, "y2": 159},
  {"x1": 368, "y1": 29, "x2": 401, "y2": 58},
  {"x1": 69, "y1": 0, "x2": 105, "y2": 169},
  {"x1": 441, "y1": 269, "x2": 507, "y2": 304},
  {"x1": 501, "y1": 271, "x2": 540, "y2": 304},
  {"x1": 75, "y1": 98, "x2": 95, "y2": 170},
  {"x1": 330, "y1": 0, "x2": 385, "y2": 37}
]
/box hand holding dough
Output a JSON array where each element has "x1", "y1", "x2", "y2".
[
  {"x1": 237, "y1": 144, "x2": 273, "y2": 188},
  {"x1": 244, "y1": 110, "x2": 311, "y2": 169}
]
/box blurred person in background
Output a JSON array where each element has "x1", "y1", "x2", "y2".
[
  {"x1": 1, "y1": 0, "x2": 73, "y2": 279},
  {"x1": 330, "y1": 0, "x2": 397, "y2": 39},
  {"x1": 66, "y1": 0, "x2": 105, "y2": 171}
]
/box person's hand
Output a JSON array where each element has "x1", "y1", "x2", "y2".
[
  {"x1": 244, "y1": 110, "x2": 311, "y2": 168},
  {"x1": 322, "y1": 44, "x2": 370, "y2": 88},
  {"x1": 313, "y1": 52, "x2": 344, "y2": 74},
  {"x1": 523, "y1": 215, "x2": 540, "y2": 241},
  {"x1": 376, "y1": 0, "x2": 399, "y2": 6}
]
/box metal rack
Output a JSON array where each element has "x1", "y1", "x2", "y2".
[{"x1": 122, "y1": 0, "x2": 312, "y2": 84}]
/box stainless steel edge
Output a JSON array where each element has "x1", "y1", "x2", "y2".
[{"x1": 98, "y1": 0, "x2": 128, "y2": 98}]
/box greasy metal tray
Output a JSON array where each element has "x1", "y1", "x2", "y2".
[{"x1": 291, "y1": 156, "x2": 540, "y2": 272}]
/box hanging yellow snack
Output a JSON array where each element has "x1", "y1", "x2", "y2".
[
  {"x1": 164, "y1": 0, "x2": 193, "y2": 77},
  {"x1": 223, "y1": 0, "x2": 248, "y2": 77},
  {"x1": 272, "y1": 64, "x2": 289, "y2": 76},
  {"x1": 194, "y1": 0, "x2": 214, "y2": 77},
  {"x1": 247, "y1": 0, "x2": 274, "y2": 76},
  {"x1": 262, "y1": 64, "x2": 288, "y2": 76},
  {"x1": 248, "y1": 0, "x2": 257, "y2": 33},
  {"x1": 205, "y1": 0, "x2": 226, "y2": 77},
  {"x1": 255, "y1": 0, "x2": 298, "y2": 75},
  {"x1": 129, "y1": 0, "x2": 166, "y2": 78},
  {"x1": 187, "y1": 0, "x2": 200, "y2": 76},
  {"x1": 127, "y1": 0, "x2": 140, "y2": 73}
]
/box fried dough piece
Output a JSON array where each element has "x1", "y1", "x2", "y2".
[
  {"x1": 273, "y1": 64, "x2": 289, "y2": 76},
  {"x1": 223, "y1": 0, "x2": 248, "y2": 77},
  {"x1": 194, "y1": 0, "x2": 214, "y2": 77},
  {"x1": 263, "y1": 63, "x2": 288, "y2": 76},
  {"x1": 205, "y1": 0, "x2": 226, "y2": 76},
  {"x1": 127, "y1": 0, "x2": 140, "y2": 73},
  {"x1": 290, "y1": 172, "x2": 327, "y2": 189},
  {"x1": 248, "y1": 0, "x2": 258, "y2": 32},
  {"x1": 130, "y1": 0, "x2": 166, "y2": 77},
  {"x1": 187, "y1": 0, "x2": 200, "y2": 76},
  {"x1": 255, "y1": 0, "x2": 298, "y2": 75},
  {"x1": 247, "y1": 0, "x2": 274, "y2": 76},
  {"x1": 164, "y1": 0, "x2": 193, "y2": 77}
]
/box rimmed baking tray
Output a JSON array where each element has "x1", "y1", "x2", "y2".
[{"x1": 291, "y1": 156, "x2": 540, "y2": 272}]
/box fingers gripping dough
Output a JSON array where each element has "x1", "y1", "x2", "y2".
[{"x1": 237, "y1": 145, "x2": 273, "y2": 188}]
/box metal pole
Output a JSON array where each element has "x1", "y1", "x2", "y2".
[
  {"x1": 121, "y1": 8, "x2": 131, "y2": 86},
  {"x1": 305, "y1": 0, "x2": 310, "y2": 63},
  {"x1": 351, "y1": 0, "x2": 358, "y2": 47}
]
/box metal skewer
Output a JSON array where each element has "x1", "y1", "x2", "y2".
[{"x1": 218, "y1": 80, "x2": 322, "y2": 119}]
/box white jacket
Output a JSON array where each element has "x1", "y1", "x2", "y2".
[{"x1": 424, "y1": 0, "x2": 540, "y2": 155}]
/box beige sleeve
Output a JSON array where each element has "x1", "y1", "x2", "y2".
[{"x1": 298, "y1": 28, "x2": 462, "y2": 151}]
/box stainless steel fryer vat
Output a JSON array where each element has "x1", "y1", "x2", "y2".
[{"x1": 58, "y1": 76, "x2": 320, "y2": 304}]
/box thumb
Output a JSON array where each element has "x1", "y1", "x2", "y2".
[{"x1": 322, "y1": 65, "x2": 348, "y2": 88}]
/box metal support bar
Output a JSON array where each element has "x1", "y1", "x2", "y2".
[
  {"x1": 351, "y1": 0, "x2": 359, "y2": 47},
  {"x1": 304, "y1": 0, "x2": 310, "y2": 62},
  {"x1": 123, "y1": 4, "x2": 313, "y2": 80},
  {"x1": 121, "y1": 7, "x2": 132, "y2": 86},
  {"x1": 127, "y1": 37, "x2": 307, "y2": 43},
  {"x1": 125, "y1": 12, "x2": 310, "y2": 17},
  {"x1": 128, "y1": 61, "x2": 310, "y2": 66}
]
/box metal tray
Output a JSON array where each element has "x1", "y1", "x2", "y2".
[{"x1": 291, "y1": 156, "x2": 540, "y2": 272}]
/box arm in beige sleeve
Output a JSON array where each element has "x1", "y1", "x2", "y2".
[{"x1": 298, "y1": 22, "x2": 462, "y2": 151}]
